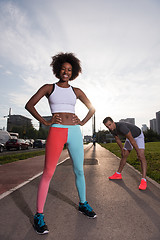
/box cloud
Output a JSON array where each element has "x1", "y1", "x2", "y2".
[{"x1": 5, "y1": 70, "x2": 12, "y2": 75}]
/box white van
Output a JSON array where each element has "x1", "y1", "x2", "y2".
[
  {"x1": 0, "y1": 130, "x2": 11, "y2": 144},
  {"x1": 0, "y1": 130, "x2": 11, "y2": 152}
]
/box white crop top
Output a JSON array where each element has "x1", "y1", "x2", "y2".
[{"x1": 48, "y1": 84, "x2": 77, "y2": 114}]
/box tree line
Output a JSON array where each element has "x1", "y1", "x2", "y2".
[
  {"x1": 9, "y1": 125, "x2": 160, "y2": 143},
  {"x1": 94, "y1": 128, "x2": 160, "y2": 143},
  {"x1": 10, "y1": 125, "x2": 49, "y2": 140}
]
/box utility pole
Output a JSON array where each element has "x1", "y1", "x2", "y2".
[
  {"x1": 4, "y1": 108, "x2": 11, "y2": 131},
  {"x1": 4, "y1": 108, "x2": 11, "y2": 118},
  {"x1": 92, "y1": 113, "x2": 96, "y2": 146}
]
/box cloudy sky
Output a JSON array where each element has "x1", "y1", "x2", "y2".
[{"x1": 0, "y1": 0, "x2": 160, "y2": 136}]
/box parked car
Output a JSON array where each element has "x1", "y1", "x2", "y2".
[
  {"x1": 25, "y1": 139, "x2": 34, "y2": 148},
  {"x1": 0, "y1": 143, "x2": 4, "y2": 153},
  {"x1": 6, "y1": 139, "x2": 29, "y2": 150},
  {"x1": 33, "y1": 139, "x2": 46, "y2": 148}
]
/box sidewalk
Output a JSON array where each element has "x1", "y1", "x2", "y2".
[{"x1": 0, "y1": 143, "x2": 160, "y2": 240}]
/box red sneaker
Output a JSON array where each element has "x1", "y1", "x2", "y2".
[
  {"x1": 109, "y1": 172, "x2": 122, "y2": 180},
  {"x1": 139, "y1": 179, "x2": 147, "y2": 190}
]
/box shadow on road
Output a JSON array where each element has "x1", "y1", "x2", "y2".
[
  {"x1": 110, "y1": 180, "x2": 160, "y2": 231},
  {"x1": 11, "y1": 189, "x2": 34, "y2": 225},
  {"x1": 48, "y1": 188, "x2": 78, "y2": 210}
]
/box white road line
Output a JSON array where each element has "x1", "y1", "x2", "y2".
[
  {"x1": 0, "y1": 144, "x2": 93, "y2": 200},
  {"x1": 0, "y1": 157, "x2": 70, "y2": 200}
]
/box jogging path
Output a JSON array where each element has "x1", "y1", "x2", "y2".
[{"x1": 0, "y1": 143, "x2": 160, "y2": 240}]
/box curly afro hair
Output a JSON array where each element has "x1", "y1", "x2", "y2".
[{"x1": 50, "y1": 52, "x2": 82, "y2": 80}]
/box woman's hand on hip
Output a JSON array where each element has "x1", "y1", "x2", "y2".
[
  {"x1": 72, "y1": 114, "x2": 82, "y2": 125},
  {"x1": 45, "y1": 114, "x2": 62, "y2": 126}
]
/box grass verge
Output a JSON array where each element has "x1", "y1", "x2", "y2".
[
  {"x1": 100, "y1": 142, "x2": 160, "y2": 184},
  {"x1": 0, "y1": 150, "x2": 45, "y2": 165}
]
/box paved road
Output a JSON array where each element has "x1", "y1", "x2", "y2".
[{"x1": 0, "y1": 143, "x2": 160, "y2": 240}]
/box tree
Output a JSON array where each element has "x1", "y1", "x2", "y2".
[
  {"x1": 37, "y1": 128, "x2": 49, "y2": 139},
  {"x1": 144, "y1": 128, "x2": 160, "y2": 142},
  {"x1": 96, "y1": 130, "x2": 110, "y2": 143},
  {"x1": 26, "y1": 127, "x2": 38, "y2": 139}
]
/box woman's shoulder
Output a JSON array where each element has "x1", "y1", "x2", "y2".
[
  {"x1": 72, "y1": 86, "x2": 83, "y2": 93},
  {"x1": 40, "y1": 83, "x2": 53, "y2": 89},
  {"x1": 40, "y1": 83, "x2": 55, "y2": 97},
  {"x1": 71, "y1": 87, "x2": 84, "y2": 98}
]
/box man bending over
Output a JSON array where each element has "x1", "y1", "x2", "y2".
[{"x1": 103, "y1": 117, "x2": 147, "y2": 190}]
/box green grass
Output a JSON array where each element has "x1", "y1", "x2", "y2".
[
  {"x1": 0, "y1": 150, "x2": 45, "y2": 165},
  {"x1": 0, "y1": 145, "x2": 67, "y2": 165},
  {"x1": 100, "y1": 142, "x2": 160, "y2": 184}
]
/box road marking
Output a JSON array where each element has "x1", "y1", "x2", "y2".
[
  {"x1": 0, "y1": 144, "x2": 92, "y2": 200},
  {"x1": 0, "y1": 157, "x2": 70, "y2": 200}
]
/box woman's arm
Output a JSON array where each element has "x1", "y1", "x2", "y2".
[
  {"x1": 25, "y1": 84, "x2": 61, "y2": 126},
  {"x1": 73, "y1": 88, "x2": 95, "y2": 126}
]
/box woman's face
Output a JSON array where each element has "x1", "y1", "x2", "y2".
[{"x1": 59, "y1": 62, "x2": 72, "y2": 81}]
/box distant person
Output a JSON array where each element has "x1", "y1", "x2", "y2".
[
  {"x1": 93, "y1": 133, "x2": 96, "y2": 146},
  {"x1": 103, "y1": 117, "x2": 147, "y2": 190},
  {"x1": 25, "y1": 52, "x2": 97, "y2": 234}
]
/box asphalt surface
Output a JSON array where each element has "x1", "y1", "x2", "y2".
[{"x1": 0, "y1": 143, "x2": 160, "y2": 240}]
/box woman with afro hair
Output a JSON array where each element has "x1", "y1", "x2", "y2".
[{"x1": 25, "y1": 52, "x2": 97, "y2": 234}]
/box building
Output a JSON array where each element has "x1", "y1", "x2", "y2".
[
  {"x1": 119, "y1": 118, "x2": 135, "y2": 125},
  {"x1": 7, "y1": 115, "x2": 32, "y2": 131},
  {"x1": 141, "y1": 124, "x2": 148, "y2": 132},
  {"x1": 150, "y1": 118, "x2": 157, "y2": 132},
  {"x1": 156, "y1": 111, "x2": 160, "y2": 135},
  {"x1": 84, "y1": 135, "x2": 92, "y2": 143}
]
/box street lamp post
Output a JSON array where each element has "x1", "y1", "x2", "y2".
[{"x1": 92, "y1": 113, "x2": 96, "y2": 146}]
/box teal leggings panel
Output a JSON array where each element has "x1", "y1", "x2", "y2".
[{"x1": 66, "y1": 125, "x2": 86, "y2": 203}]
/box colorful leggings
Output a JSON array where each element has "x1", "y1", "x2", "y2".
[{"x1": 37, "y1": 124, "x2": 86, "y2": 213}]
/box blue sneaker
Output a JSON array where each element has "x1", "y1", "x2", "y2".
[
  {"x1": 34, "y1": 213, "x2": 49, "y2": 234},
  {"x1": 79, "y1": 201, "x2": 97, "y2": 218}
]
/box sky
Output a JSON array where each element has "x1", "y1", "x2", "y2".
[{"x1": 0, "y1": 0, "x2": 160, "y2": 136}]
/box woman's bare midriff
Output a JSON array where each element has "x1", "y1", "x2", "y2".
[{"x1": 53, "y1": 112, "x2": 77, "y2": 125}]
